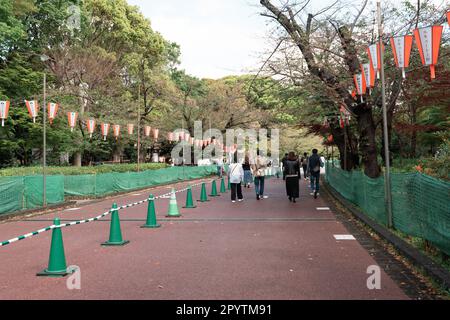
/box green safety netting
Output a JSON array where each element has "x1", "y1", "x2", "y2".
[
  {"x1": 0, "y1": 165, "x2": 217, "y2": 215},
  {"x1": 325, "y1": 162, "x2": 450, "y2": 255}
]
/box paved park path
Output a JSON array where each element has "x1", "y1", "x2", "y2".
[{"x1": 0, "y1": 176, "x2": 408, "y2": 300}]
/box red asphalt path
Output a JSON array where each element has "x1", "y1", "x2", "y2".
[{"x1": 0, "y1": 177, "x2": 408, "y2": 300}]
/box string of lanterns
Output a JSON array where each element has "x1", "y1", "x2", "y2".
[
  {"x1": 166, "y1": 131, "x2": 238, "y2": 153},
  {"x1": 353, "y1": 17, "x2": 449, "y2": 99},
  {"x1": 323, "y1": 105, "x2": 351, "y2": 129},
  {"x1": 0, "y1": 99, "x2": 239, "y2": 153},
  {"x1": 0, "y1": 100, "x2": 161, "y2": 142}
]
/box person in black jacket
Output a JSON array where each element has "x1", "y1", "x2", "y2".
[
  {"x1": 284, "y1": 152, "x2": 300, "y2": 203},
  {"x1": 300, "y1": 152, "x2": 309, "y2": 180},
  {"x1": 281, "y1": 153, "x2": 288, "y2": 180},
  {"x1": 308, "y1": 149, "x2": 324, "y2": 199}
]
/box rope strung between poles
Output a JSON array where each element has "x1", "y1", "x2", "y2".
[{"x1": 0, "y1": 178, "x2": 216, "y2": 247}]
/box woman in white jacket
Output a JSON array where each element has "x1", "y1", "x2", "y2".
[{"x1": 228, "y1": 152, "x2": 244, "y2": 203}]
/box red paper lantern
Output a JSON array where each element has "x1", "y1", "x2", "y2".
[
  {"x1": 101, "y1": 123, "x2": 110, "y2": 141},
  {"x1": 25, "y1": 100, "x2": 39, "y2": 123},
  {"x1": 86, "y1": 119, "x2": 96, "y2": 138},
  {"x1": 47, "y1": 103, "x2": 59, "y2": 124},
  {"x1": 127, "y1": 124, "x2": 134, "y2": 135},
  {"x1": 361, "y1": 63, "x2": 375, "y2": 90},
  {"x1": 0, "y1": 101, "x2": 10, "y2": 127},
  {"x1": 113, "y1": 125, "x2": 121, "y2": 140},
  {"x1": 353, "y1": 73, "x2": 367, "y2": 101},
  {"x1": 144, "y1": 126, "x2": 151, "y2": 137},
  {"x1": 67, "y1": 112, "x2": 78, "y2": 132},
  {"x1": 367, "y1": 43, "x2": 384, "y2": 79},
  {"x1": 414, "y1": 25, "x2": 443, "y2": 79},
  {"x1": 390, "y1": 35, "x2": 413, "y2": 78},
  {"x1": 153, "y1": 128, "x2": 159, "y2": 140}
]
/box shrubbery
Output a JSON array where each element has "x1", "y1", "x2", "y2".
[
  {"x1": 393, "y1": 138, "x2": 449, "y2": 181},
  {"x1": 0, "y1": 163, "x2": 168, "y2": 176}
]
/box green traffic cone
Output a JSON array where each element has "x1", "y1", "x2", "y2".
[
  {"x1": 209, "y1": 180, "x2": 219, "y2": 197},
  {"x1": 141, "y1": 194, "x2": 161, "y2": 228},
  {"x1": 166, "y1": 189, "x2": 181, "y2": 217},
  {"x1": 198, "y1": 182, "x2": 209, "y2": 202},
  {"x1": 183, "y1": 186, "x2": 197, "y2": 209},
  {"x1": 102, "y1": 203, "x2": 130, "y2": 246},
  {"x1": 220, "y1": 177, "x2": 227, "y2": 193},
  {"x1": 37, "y1": 218, "x2": 69, "y2": 277}
]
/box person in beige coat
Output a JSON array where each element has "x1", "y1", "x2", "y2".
[{"x1": 251, "y1": 150, "x2": 268, "y2": 200}]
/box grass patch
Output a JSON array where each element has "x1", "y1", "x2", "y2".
[
  {"x1": 0, "y1": 163, "x2": 168, "y2": 176},
  {"x1": 391, "y1": 229, "x2": 450, "y2": 274}
]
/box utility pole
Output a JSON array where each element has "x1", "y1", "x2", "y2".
[
  {"x1": 377, "y1": 0, "x2": 393, "y2": 228},
  {"x1": 137, "y1": 84, "x2": 141, "y2": 172},
  {"x1": 43, "y1": 72, "x2": 47, "y2": 207}
]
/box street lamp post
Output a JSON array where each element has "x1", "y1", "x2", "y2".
[
  {"x1": 43, "y1": 72, "x2": 47, "y2": 207},
  {"x1": 137, "y1": 84, "x2": 141, "y2": 172},
  {"x1": 377, "y1": 0, "x2": 393, "y2": 228},
  {"x1": 40, "y1": 55, "x2": 49, "y2": 207}
]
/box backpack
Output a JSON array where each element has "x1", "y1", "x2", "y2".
[{"x1": 310, "y1": 155, "x2": 321, "y2": 173}]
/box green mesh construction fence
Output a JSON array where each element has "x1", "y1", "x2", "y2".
[
  {"x1": 325, "y1": 162, "x2": 450, "y2": 256},
  {"x1": 0, "y1": 165, "x2": 217, "y2": 216}
]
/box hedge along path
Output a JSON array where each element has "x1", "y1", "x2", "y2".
[{"x1": 0, "y1": 178, "x2": 216, "y2": 247}]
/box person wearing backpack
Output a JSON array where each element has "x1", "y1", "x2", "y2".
[
  {"x1": 242, "y1": 155, "x2": 252, "y2": 188},
  {"x1": 300, "y1": 152, "x2": 309, "y2": 181},
  {"x1": 308, "y1": 149, "x2": 324, "y2": 199},
  {"x1": 284, "y1": 152, "x2": 301, "y2": 203},
  {"x1": 251, "y1": 150, "x2": 268, "y2": 200}
]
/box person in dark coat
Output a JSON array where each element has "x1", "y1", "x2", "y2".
[
  {"x1": 281, "y1": 153, "x2": 288, "y2": 180},
  {"x1": 308, "y1": 149, "x2": 324, "y2": 199},
  {"x1": 284, "y1": 152, "x2": 300, "y2": 203},
  {"x1": 300, "y1": 152, "x2": 309, "y2": 180}
]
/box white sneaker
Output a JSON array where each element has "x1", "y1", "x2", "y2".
[
  {"x1": 238, "y1": 199, "x2": 243, "y2": 202},
  {"x1": 232, "y1": 200, "x2": 236, "y2": 203},
  {"x1": 310, "y1": 192, "x2": 314, "y2": 196},
  {"x1": 263, "y1": 196, "x2": 268, "y2": 199}
]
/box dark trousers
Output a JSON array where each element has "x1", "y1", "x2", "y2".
[
  {"x1": 302, "y1": 165, "x2": 308, "y2": 178},
  {"x1": 310, "y1": 172, "x2": 320, "y2": 192},
  {"x1": 231, "y1": 183, "x2": 243, "y2": 201},
  {"x1": 254, "y1": 176, "x2": 265, "y2": 196}
]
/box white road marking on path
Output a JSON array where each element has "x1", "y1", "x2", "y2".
[
  {"x1": 132, "y1": 194, "x2": 142, "y2": 196},
  {"x1": 65, "y1": 208, "x2": 81, "y2": 212},
  {"x1": 316, "y1": 207, "x2": 330, "y2": 211},
  {"x1": 334, "y1": 235, "x2": 356, "y2": 240}
]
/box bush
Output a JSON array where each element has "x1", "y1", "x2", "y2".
[
  {"x1": 0, "y1": 163, "x2": 168, "y2": 176},
  {"x1": 391, "y1": 138, "x2": 449, "y2": 181}
]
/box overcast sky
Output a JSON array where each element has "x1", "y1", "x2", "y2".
[
  {"x1": 127, "y1": 0, "x2": 269, "y2": 79},
  {"x1": 126, "y1": 0, "x2": 448, "y2": 80}
]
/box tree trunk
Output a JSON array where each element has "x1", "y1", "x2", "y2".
[
  {"x1": 355, "y1": 106, "x2": 380, "y2": 178},
  {"x1": 381, "y1": 107, "x2": 394, "y2": 166},
  {"x1": 73, "y1": 152, "x2": 82, "y2": 167},
  {"x1": 329, "y1": 125, "x2": 358, "y2": 171},
  {"x1": 410, "y1": 103, "x2": 417, "y2": 158},
  {"x1": 113, "y1": 149, "x2": 121, "y2": 163}
]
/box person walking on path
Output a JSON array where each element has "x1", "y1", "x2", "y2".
[
  {"x1": 228, "y1": 153, "x2": 244, "y2": 203},
  {"x1": 251, "y1": 150, "x2": 268, "y2": 200},
  {"x1": 242, "y1": 155, "x2": 252, "y2": 188},
  {"x1": 308, "y1": 149, "x2": 324, "y2": 199},
  {"x1": 300, "y1": 152, "x2": 309, "y2": 181},
  {"x1": 281, "y1": 153, "x2": 288, "y2": 180},
  {"x1": 216, "y1": 157, "x2": 224, "y2": 178},
  {"x1": 284, "y1": 152, "x2": 300, "y2": 203}
]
